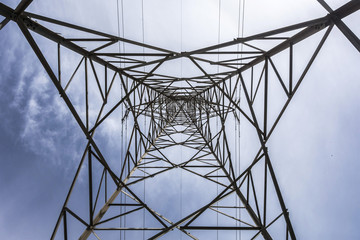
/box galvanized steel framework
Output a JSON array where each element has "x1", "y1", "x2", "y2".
[{"x1": 1, "y1": 0, "x2": 359, "y2": 239}]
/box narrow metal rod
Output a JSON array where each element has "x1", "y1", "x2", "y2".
[
  {"x1": 264, "y1": 57, "x2": 268, "y2": 138},
  {"x1": 263, "y1": 151, "x2": 268, "y2": 226},
  {"x1": 63, "y1": 211, "x2": 68, "y2": 240},
  {"x1": 85, "y1": 58, "x2": 89, "y2": 130},
  {"x1": 57, "y1": 43, "x2": 61, "y2": 85},
  {"x1": 88, "y1": 147, "x2": 93, "y2": 227},
  {"x1": 289, "y1": 43, "x2": 293, "y2": 95}
]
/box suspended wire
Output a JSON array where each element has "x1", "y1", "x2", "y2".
[
  {"x1": 123, "y1": 77, "x2": 128, "y2": 240},
  {"x1": 180, "y1": 0, "x2": 183, "y2": 80},
  {"x1": 217, "y1": 0, "x2": 222, "y2": 74},
  {"x1": 235, "y1": 113, "x2": 238, "y2": 240},
  {"x1": 236, "y1": 0, "x2": 246, "y2": 62},
  {"x1": 142, "y1": 0, "x2": 145, "y2": 43},
  {"x1": 121, "y1": 0, "x2": 126, "y2": 53},
  {"x1": 235, "y1": 2, "x2": 241, "y2": 232},
  {"x1": 216, "y1": 1, "x2": 221, "y2": 239},
  {"x1": 116, "y1": 0, "x2": 122, "y2": 164},
  {"x1": 141, "y1": 0, "x2": 146, "y2": 70},
  {"x1": 236, "y1": 1, "x2": 245, "y2": 240},
  {"x1": 180, "y1": 0, "x2": 183, "y2": 239},
  {"x1": 236, "y1": 1, "x2": 241, "y2": 238},
  {"x1": 116, "y1": 0, "x2": 125, "y2": 239},
  {"x1": 238, "y1": 80, "x2": 242, "y2": 240},
  {"x1": 141, "y1": 1, "x2": 146, "y2": 239},
  {"x1": 241, "y1": 0, "x2": 246, "y2": 40},
  {"x1": 116, "y1": 0, "x2": 121, "y2": 54},
  {"x1": 118, "y1": 0, "x2": 127, "y2": 238}
]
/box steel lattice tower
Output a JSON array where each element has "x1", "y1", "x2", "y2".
[{"x1": 1, "y1": 0, "x2": 359, "y2": 239}]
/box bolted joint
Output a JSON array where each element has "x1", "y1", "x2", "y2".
[
  {"x1": 313, "y1": 23, "x2": 326, "y2": 30},
  {"x1": 22, "y1": 18, "x2": 38, "y2": 30},
  {"x1": 10, "y1": 13, "x2": 18, "y2": 20}
]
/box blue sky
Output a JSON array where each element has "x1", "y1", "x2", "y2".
[{"x1": 0, "y1": 0, "x2": 360, "y2": 239}]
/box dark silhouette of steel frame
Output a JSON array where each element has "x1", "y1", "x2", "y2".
[{"x1": 0, "y1": 0, "x2": 359, "y2": 239}]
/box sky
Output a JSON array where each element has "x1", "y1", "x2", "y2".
[{"x1": 0, "y1": 0, "x2": 360, "y2": 239}]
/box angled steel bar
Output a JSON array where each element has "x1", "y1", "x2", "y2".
[
  {"x1": 89, "y1": 57, "x2": 169, "y2": 134},
  {"x1": 182, "y1": 109, "x2": 272, "y2": 240},
  {"x1": 188, "y1": 56, "x2": 262, "y2": 134},
  {"x1": 23, "y1": 11, "x2": 175, "y2": 54},
  {"x1": 16, "y1": 16, "x2": 121, "y2": 187},
  {"x1": 78, "y1": 104, "x2": 182, "y2": 239},
  {"x1": 266, "y1": 25, "x2": 333, "y2": 140},
  {"x1": 239, "y1": 73, "x2": 296, "y2": 239},
  {"x1": 0, "y1": 1, "x2": 358, "y2": 239}
]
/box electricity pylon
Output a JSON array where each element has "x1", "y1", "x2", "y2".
[{"x1": 1, "y1": 0, "x2": 359, "y2": 239}]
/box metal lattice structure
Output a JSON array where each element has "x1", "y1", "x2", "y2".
[{"x1": 1, "y1": 0, "x2": 359, "y2": 239}]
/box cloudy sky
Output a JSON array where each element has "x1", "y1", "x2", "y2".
[{"x1": 0, "y1": 0, "x2": 359, "y2": 239}]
